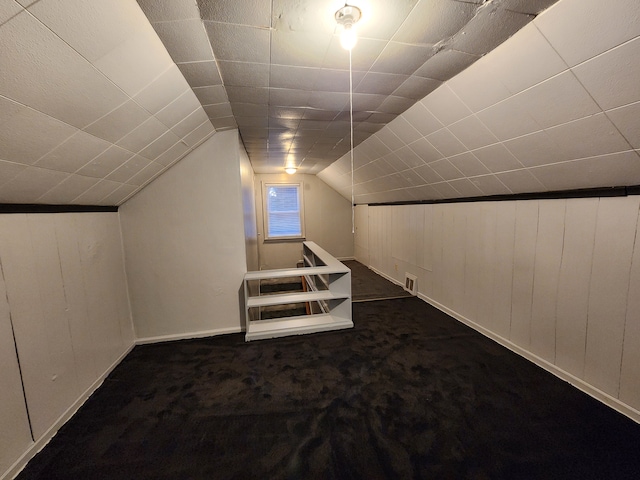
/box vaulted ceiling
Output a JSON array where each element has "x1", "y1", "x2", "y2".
[
  {"x1": 137, "y1": 0, "x2": 559, "y2": 175},
  {"x1": 1, "y1": 0, "x2": 639, "y2": 206}
]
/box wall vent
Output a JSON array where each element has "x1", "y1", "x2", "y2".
[{"x1": 404, "y1": 273, "x2": 417, "y2": 296}]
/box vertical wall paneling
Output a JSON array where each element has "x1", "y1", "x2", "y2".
[
  {"x1": 0, "y1": 246, "x2": 33, "y2": 475},
  {"x1": 530, "y1": 200, "x2": 566, "y2": 361},
  {"x1": 26, "y1": 215, "x2": 82, "y2": 437},
  {"x1": 54, "y1": 214, "x2": 100, "y2": 392},
  {"x1": 585, "y1": 196, "x2": 639, "y2": 394},
  {"x1": 429, "y1": 204, "x2": 444, "y2": 301},
  {"x1": 442, "y1": 204, "x2": 466, "y2": 314},
  {"x1": 419, "y1": 204, "x2": 433, "y2": 272},
  {"x1": 0, "y1": 214, "x2": 65, "y2": 439},
  {"x1": 475, "y1": 202, "x2": 498, "y2": 332},
  {"x1": 463, "y1": 202, "x2": 483, "y2": 321},
  {"x1": 620, "y1": 206, "x2": 640, "y2": 410},
  {"x1": 354, "y1": 204, "x2": 369, "y2": 264},
  {"x1": 491, "y1": 201, "x2": 516, "y2": 339},
  {"x1": 364, "y1": 196, "x2": 640, "y2": 418},
  {"x1": 555, "y1": 198, "x2": 598, "y2": 377},
  {"x1": 510, "y1": 200, "x2": 539, "y2": 348},
  {"x1": 76, "y1": 214, "x2": 130, "y2": 374},
  {"x1": 0, "y1": 212, "x2": 132, "y2": 448}
]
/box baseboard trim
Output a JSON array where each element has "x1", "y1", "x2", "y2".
[
  {"x1": 369, "y1": 265, "x2": 404, "y2": 288},
  {"x1": 135, "y1": 326, "x2": 242, "y2": 345},
  {"x1": 337, "y1": 256, "x2": 355, "y2": 261},
  {"x1": 417, "y1": 292, "x2": 640, "y2": 425},
  {"x1": 3, "y1": 343, "x2": 135, "y2": 480}
]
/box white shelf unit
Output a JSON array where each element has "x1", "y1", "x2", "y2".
[{"x1": 243, "y1": 241, "x2": 352, "y2": 341}]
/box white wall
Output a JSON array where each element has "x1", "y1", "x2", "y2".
[
  {"x1": 357, "y1": 196, "x2": 640, "y2": 422},
  {"x1": 0, "y1": 212, "x2": 134, "y2": 479},
  {"x1": 120, "y1": 131, "x2": 248, "y2": 341},
  {"x1": 255, "y1": 173, "x2": 354, "y2": 269},
  {"x1": 240, "y1": 145, "x2": 259, "y2": 271}
]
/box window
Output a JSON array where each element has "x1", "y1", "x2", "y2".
[{"x1": 263, "y1": 183, "x2": 305, "y2": 240}]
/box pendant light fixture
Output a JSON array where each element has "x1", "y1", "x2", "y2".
[
  {"x1": 335, "y1": 4, "x2": 362, "y2": 51},
  {"x1": 335, "y1": 3, "x2": 361, "y2": 234}
]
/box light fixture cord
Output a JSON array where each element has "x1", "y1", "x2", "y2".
[{"x1": 349, "y1": 46, "x2": 354, "y2": 235}]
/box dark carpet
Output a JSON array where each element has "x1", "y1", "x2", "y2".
[
  {"x1": 17, "y1": 297, "x2": 640, "y2": 480},
  {"x1": 343, "y1": 260, "x2": 412, "y2": 302}
]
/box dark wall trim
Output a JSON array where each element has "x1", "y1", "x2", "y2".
[
  {"x1": 364, "y1": 185, "x2": 640, "y2": 207},
  {"x1": 0, "y1": 204, "x2": 118, "y2": 214}
]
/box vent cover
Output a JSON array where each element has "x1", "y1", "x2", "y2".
[{"x1": 404, "y1": 273, "x2": 417, "y2": 296}]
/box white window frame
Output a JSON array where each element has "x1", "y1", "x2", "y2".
[{"x1": 262, "y1": 182, "x2": 305, "y2": 241}]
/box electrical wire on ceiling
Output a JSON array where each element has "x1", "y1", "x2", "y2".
[{"x1": 335, "y1": 3, "x2": 361, "y2": 234}]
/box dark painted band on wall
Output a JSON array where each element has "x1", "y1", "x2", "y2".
[
  {"x1": 365, "y1": 185, "x2": 640, "y2": 207},
  {"x1": 0, "y1": 204, "x2": 118, "y2": 214}
]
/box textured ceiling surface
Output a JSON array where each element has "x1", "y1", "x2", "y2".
[
  {"x1": 1, "y1": 0, "x2": 639, "y2": 207},
  {"x1": 319, "y1": 0, "x2": 640, "y2": 204},
  {"x1": 0, "y1": 0, "x2": 216, "y2": 205},
  {"x1": 138, "y1": 0, "x2": 559, "y2": 175}
]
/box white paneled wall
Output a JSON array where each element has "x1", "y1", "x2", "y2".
[
  {"x1": 0, "y1": 212, "x2": 134, "y2": 479},
  {"x1": 356, "y1": 196, "x2": 640, "y2": 421},
  {"x1": 319, "y1": 0, "x2": 640, "y2": 205},
  {"x1": 120, "y1": 132, "x2": 248, "y2": 341}
]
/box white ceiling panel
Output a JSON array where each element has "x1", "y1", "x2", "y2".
[
  {"x1": 531, "y1": 151, "x2": 640, "y2": 191},
  {"x1": 472, "y1": 144, "x2": 524, "y2": 173},
  {"x1": 204, "y1": 22, "x2": 270, "y2": 63},
  {"x1": 0, "y1": 11, "x2": 130, "y2": 128},
  {"x1": 429, "y1": 159, "x2": 464, "y2": 181},
  {"x1": 606, "y1": 102, "x2": 640, "y2": 150},
  {"x1": 468, "y1": 174, "x2": 512, "y2": 196},
  {"x1": 535, "y1": 0, "x2": 640, "y2": 67},
  {"x1": 106, "y1": 155, "x2": 151, "y2": 184},
  {"x1": 421, "y1": 85, "x2": 472, "y2": 126},
  {"x1": 76, "y1": 145, "x2": 134, "y2": 179},
  {"x1": 545, "y1": 113, "x2": 634, "y2": 161},
  {"x1": 448, "y1": 178, "x2": 483, "y2": 197},
  {"x1": 448, "y1": 115, "x2": 499, "y2": 151},
  {"x1": 137, "y1": 0, "x2": 201, "y2": 22},
  {"x1": 25, "y1": 0, "x2": 143, "y2": 62},
  {"x1": 139, "y1": 130, "x2": 182, "y2": 160},
  {"x1": 35, "y1": 131, "x2": 111, "y2": 173},
  {"x1": 177, "y1": 61, "x2": 222, "y2": 88},
  {"x1": 426, "y1": 128, "x2": 466, "y2": 158},
  {"x1": 94, "y1": 27, "x2": 174, "y2": 97},
  {"x1": 37, "y1": 174, "x2": 100, "y2": 204},
  {"x1": 409, "y1": 138, "x2": 442, "y2": 164},
  {"x1": 0, "y1": 1, "x2": 22, "y2": 25},
  {"x1": 0, "y1": 160, "x2": 28, "y2": 187},
  {"x1": 448, "y1": 152, "x2": 490, "y2": 177},
  {"x1": 447, "y1": 59, "x2": 512, "y2": 113},
  {"x1": 0, "y1": 166, "x2": 69, "y2": 203},
  {"x1": 572, "y1": 36, "x2": 640, "y2": 111},
  {"x1": 476, "y1": 96, "x2": 543, "y2": 141},
  {"x1": 0, "y1": 96, "x2": 77, "y2": 165},
  {"x1": 154, "y1": 19, "x2": 214, "y2": 63},
  {"x1": 126, "y1": 162, "x2": 165, "y2": 187},
  {"x1": 516, "y1": 71, "x2": 601, "y2": 129},
  {"x1": 155, "y1": 90, "x2": 202, "y2": 129},
  {"x1": 494, "y1": 169, "x2": 545, "y2": 194},
  {"x1": 101, "y1": 183, "x2": 140, "y2": 205},
  {"x1": 116, "y1": 117, "x2": 171, "y2": 154},
  {"x1": 133, "y1": 65, "x2": 191, "y2": 115},
  {"x1": 84, "y1": 100, "x2": 152, "y2": 143},
  {"x1": 72, "y1": 179, "x2": 124, "y2": 205},
  {"x1": 488, "y1": 23, "x2": 567, "y2": 95},
  {"x1": 5, "y1": 0, "x2": 638, "y2": 205}
]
